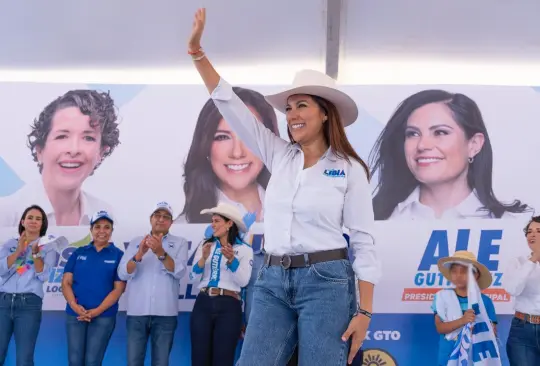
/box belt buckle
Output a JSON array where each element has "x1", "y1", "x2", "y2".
[{"x1": 280, "y1": 255, "x2": 292, "y2": 269}]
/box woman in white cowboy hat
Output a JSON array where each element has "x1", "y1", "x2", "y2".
[
  {"x1": 432, "y1": 251, "x2": 498, "y2": 365},
  {"x1": 189, "y1": 202, "x2": 253, "y2": 366},
  {"x1": 187, "y1": 8, "x2": 381, "y2": 366}
]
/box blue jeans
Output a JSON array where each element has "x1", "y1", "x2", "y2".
[
  {"x1": 238, "y1": 259, "x2": 356, "y2": 366},
  {"x1": 127, "y1": 315, "x2": 178, "y2": 366},
  {"x1": 190, "y1": 293, "x2": 243, "y2": 365},
  {"x1": 66, "y1": 315, "x2": 116, "y2": 366},
  {"x1": 0, "y1": 292, "x2": 42, "y2": 366},
  {"x1": 244, "y1": 253, "x2": 264, "y2": 323},
  {"x1": 506, "y1": 317, "x2": 540, "y2": 365}
]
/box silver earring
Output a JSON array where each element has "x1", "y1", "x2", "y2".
[{"x1": 468, "y1": 157, "x2": 474, "y2": 163}]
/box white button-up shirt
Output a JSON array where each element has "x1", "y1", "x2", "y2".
[
  {"x1": 504, "y1": 255, "x2": 540, "y2": 315},
  {"x1": 118, "y1": 233, "x2": 189, "y2": 316},
  {"x1": 0, "y1": 180, "x2": 114, "y2": 227},
  {"x1": 190, "y1": 238, "x2": 253, "y2": 292},
  {"x1": 211, "y1": 79, "x2": 381, "y2": 284},
  {"x1": 389, "y1": 187, "x2": 531, "y2": 220}
]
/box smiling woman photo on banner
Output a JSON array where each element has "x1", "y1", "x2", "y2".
[
  {"x1": 176, "y1": 87, "x2": 279, "y2": 224},
  {"x1": 369, "y1": 89, "x2": 532, "y2": 220},
  {"x1": 0, "y1": 90, "x2": 121, "y2": 227}
]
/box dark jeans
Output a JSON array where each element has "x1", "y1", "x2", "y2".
[
  {"x1": 507, "y1": 317, "x2": 540, "y2": 365},
  {"x1": 0, "y1": 292, "x2": 42, "y2": 366},
  {"x1": 127, "y1": 315, "x2": 178, "y2": 366},
  {"x1": 190, "y1": 292, "x2": 243, "y2": 366},
  {"x1": 66, "y1": 315, "x2": 116, "y2": 366}
]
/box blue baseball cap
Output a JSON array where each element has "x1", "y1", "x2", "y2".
[{"x1": 90, "y1": 210, "x2": 114, "y2": 226}]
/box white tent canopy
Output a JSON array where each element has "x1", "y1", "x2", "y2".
[{"x1": 1, "y1": 0, "x2": 539, "y2": 85}]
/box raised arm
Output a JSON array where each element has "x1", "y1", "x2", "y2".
[
  {"x1": 187, "y1": 8, "x2": 288, "y2": 171},
  {"x1": 504, "y1": 256, "x2": 537, "y2": 297}
]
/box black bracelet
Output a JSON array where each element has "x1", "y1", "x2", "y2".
[{"x1": 354, "y1": 309, "x2": 372, "y2": 319}]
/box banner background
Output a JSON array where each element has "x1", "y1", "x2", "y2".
[{"x1": 2, "y1": 82, "x2": 539, "y2": 365}]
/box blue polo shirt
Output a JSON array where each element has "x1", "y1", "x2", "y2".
[{"x1": 63, "y1": 242, "x2": 124, "y2": 317}]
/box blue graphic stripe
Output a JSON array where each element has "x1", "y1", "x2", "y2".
[{"x1": 0, "y1": 156, "x2": 24, "y2": 197}]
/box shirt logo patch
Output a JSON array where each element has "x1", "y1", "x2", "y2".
[
  {"x1": 77, "y1": 255, "x2": 87, "y2": 261},
  {"x1": 104, "y1": 260, "x2": 116, "y2": 264},
  {"x1": 323, "y1": 169, "x2": 346, "y2": 177}
]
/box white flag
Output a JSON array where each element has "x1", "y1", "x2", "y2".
[{"x1": 448, "y1": 264, "x2": 501, "y2": 366}]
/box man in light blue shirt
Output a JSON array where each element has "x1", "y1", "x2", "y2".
[{"x1": 118, "y1": 202, "x2": 189, "y2": 366}]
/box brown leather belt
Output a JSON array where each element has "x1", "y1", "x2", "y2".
[
  {"x1": 201, "y1": 287, "x2": 240, "y2": 301},
  {"x1": 515, "y1": 311, "x2": 540, "y2": 324},
  {"x1": 264, "y1": 248, "x2": 348, "y2": 269}
]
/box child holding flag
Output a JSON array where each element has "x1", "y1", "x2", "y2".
[{"x1": 431, "y1": 251, "x2": 500, "y2": 365}]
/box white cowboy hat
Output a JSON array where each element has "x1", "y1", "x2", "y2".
[
  {"x1": 438, "y1": 251, "x2": 492, "y2": 290},
  {"x1": 200, "y1": 203, "x2": 247, "y2": 233},
  {"x1": 264, "y1": 69, "x2": 359, "y2": 127}
]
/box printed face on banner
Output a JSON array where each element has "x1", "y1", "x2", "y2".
[
  {"x1": 37, "y1": 107, "x2": 104, "y2": 191},
  {"x1": 179, "y1": 87, "x2": 278, "y2": 224},
  {"x1": 404, "y1": 102, "x2": 484, "y2": 188},
  {"x1": 369, "y1": 89, "x2": 533, "y2": 220},
  {"x1": 210, "y1": 112, "x2": 264, "y2": 194}
]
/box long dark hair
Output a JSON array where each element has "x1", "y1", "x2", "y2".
[
  {"x1": 287, "y1": 95, "x2": 369, "y2": 179},
  {"x1": 18, "y1": 205, "x2": 48, "y2": 237},
  {"x1": 369, "y1": 89, "x2": 529, "y2": 220},
  {"x1": 182, "y1": 87, "x2": 278, "y2": 223},
  {"x1": 204, "y1": 215, "x2": 242, "y2": 246}
]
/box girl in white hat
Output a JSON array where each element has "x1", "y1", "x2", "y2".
[
  {"x1": 187, "y1": 9, "x2": 381, "y2": 365},
  {"x1": 189, "y1": 202, "x2": 253, "y2": 366}
]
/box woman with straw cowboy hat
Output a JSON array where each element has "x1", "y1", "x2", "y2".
[
  {"x1": 187, "y1": 8, "x2": 381, "y2": 366},
  {"x1": 189, "y1": 202, "x2": 253, "y2": 366}
]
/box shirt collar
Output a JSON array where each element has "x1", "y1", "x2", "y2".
[
  {"x1": 291, "y1": 145, "x2": 338, "y2": 162},
  {"x1": 88, "y1": 241, "x2": 114, "y2": 252},
  {"x1": 149, "y1": 232, "x2": 169, "y2": 240},
  {"x1": 396, "y1": 187, "x2": 489, "y2": 218}
]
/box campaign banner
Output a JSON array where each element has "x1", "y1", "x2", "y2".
[{"x1": 1, "y1": 81, "x2": 539, "y2": 366}]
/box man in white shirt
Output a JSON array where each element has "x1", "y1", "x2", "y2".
[
  {"x1": 118, "y1": 202, "x2": 189, "y2": 366},
  {"x1": 504, "y1": 216, "x2": 540, "y2": 365}
]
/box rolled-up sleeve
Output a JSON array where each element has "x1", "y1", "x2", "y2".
[
  {"x1": 343, "y1": 161, "x2": 382, "y2": 285},
  {"x1": 35, "y1": 247, "x2": 57, "y2": 282},
  {"x1": 118, "y1": 238, "x2": 140, "y2": 281},
  {"x1": 0, "y1": 239, "x2": 16, "y2": 276},
  {"x1": 211, "y1": 78, "x2": 289, "y2": 172},
  {"x1": 504, "y1": 257, "x2": 536, "y2": 297},
  {"x1": 166, "y1": 238, "x2": 189, "y2": 280}
]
